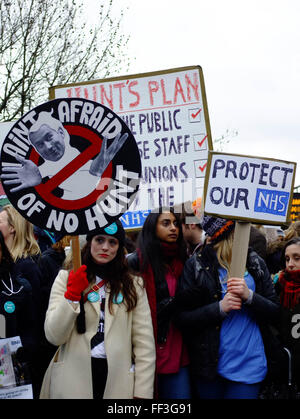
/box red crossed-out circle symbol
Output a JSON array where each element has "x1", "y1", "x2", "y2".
[{"x1": 29, "y1": 125, "x2": 113, "y2": 210}]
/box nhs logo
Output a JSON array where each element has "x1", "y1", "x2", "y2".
[{"x1": 254, "y1": 188, "x2": 290, "y2": 216}]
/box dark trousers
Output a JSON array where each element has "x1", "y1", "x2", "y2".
[
  {"x1": 194, "y1": 375, "x2": 261, "y2": 399},
  {"x1": 157, "y1": 366, "x2": 191, "y2": 399},
  {"x1": 91, "y1": 357, "x2": 108, "y2": 399}
]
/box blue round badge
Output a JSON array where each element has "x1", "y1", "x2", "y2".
[
  {"x1": 4, "y1": 301, "x2": 15, "y2": 313},
  {"x1": 88, "y1": 291, "x2": 100, "y2": 303},
  {"x1": 113, "y1": 292, "x2": 123, "y2": 304},
  {"x1": 104, "y1": 223, "x2": 118, "y2": 235}
]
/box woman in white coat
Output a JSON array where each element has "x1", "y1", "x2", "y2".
[{"x1": 40, "y1": 220, "x2": 155, "y2": 399}]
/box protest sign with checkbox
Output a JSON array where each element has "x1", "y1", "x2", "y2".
[
  {"x1": 194, "y1": 159, "x2": 207, "y2": 177},
  {"x1": 188, "y1": 108, "x2": 202, "y2": 123},
  {"x1": 193, "y1": 134, "x2": 208, "y2": 151}
]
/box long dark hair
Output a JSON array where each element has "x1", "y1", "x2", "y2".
[
  {"x1": 81, "y1": 240, "x2": 138, "y2": 314},
  {"x1": 138, "y1": 207, "x2": 186, "y2": 287}
]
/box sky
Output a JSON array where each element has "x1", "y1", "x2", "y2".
[{"x1": 95, "y1": 0, "x2": 300, "y2": 186}]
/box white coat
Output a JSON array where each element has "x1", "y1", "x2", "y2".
[{"x1": 39, "y1": 270, "x2": 155, "y2": 399}]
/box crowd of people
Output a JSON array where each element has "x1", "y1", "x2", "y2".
[{"x1": 1, "y1": 201, "x2": 300, "y2": 399}]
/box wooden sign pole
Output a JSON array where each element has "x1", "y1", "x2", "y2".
[
  {"x1": 229, "y1": 221, "x2": 251, "y2": 278},
  {"x1": 0, "y1": 314, "x2": 5, "y2": 338},
  {"x1": 71, "y1": 236, "x2": 82, "y2": 272}
]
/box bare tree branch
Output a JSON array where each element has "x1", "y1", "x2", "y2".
[{"x1": 0, "y1": 0, "x2": 130, "y2": 121}]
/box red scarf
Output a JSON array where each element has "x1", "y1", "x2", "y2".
[
  {"x1": 278, "y1": 269, "x2": 300, "y2": 309},
  {"x1": 160, "y1": 242, "x2": 183, "y2": 277},
  {"x1": 137, "y1": 243, "x2": 184, "y2": 399},
  {"x1": 137, "y1": 243, "x2": 183, "y2": 342}
]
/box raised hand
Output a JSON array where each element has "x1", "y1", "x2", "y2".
[
  {"x1": 1, "y1": 154, "x2": 42, "y2": 192},
  {"x1": 64, "y1": 265, "x2": 89, "y2": 301},
  {"x1": 89, "y1": 132, "x2": 128, "y2": 177}
]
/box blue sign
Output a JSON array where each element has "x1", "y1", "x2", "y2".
[
  {"x1": 254, "y1": 188, "x2": 289, "y2": 216},
  {"x1": 120, "y1": 210, "x2": 150, "y2": 229}
]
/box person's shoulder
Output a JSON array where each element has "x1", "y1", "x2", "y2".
[
  {"x1": 56, "y1": 268, "x2": 68, "y2": 278},
  {"x1": 51, "y1": 269, "x2": 69, "y2": 289},
  {"x1": 127, "y1": 251, "x2": 140, "y2": 272},
  {"x1": 248, "y1": 248, "x2": 266, "y2": 265},
  {"x1": 183, "y1": 253, "x2": 197, "y2": 269},
  {"x1": 129, "y1": 274, "x2": 145, "y2": 296},
  {"x1": 247, "y1": 248, "x2": 270, "y2": 279},
  {"x1": 186, "y1": 244, "x2": 212, "y2": 267},
  {"x1": 130, "y1": 273, "x2": 143, "y2": 286},
  {"x1": 40, "y1": 247, "x2": 64, "y2": 263},
  {"x1": 15, "y1": 255, "x2": 40, "y2": 272}
]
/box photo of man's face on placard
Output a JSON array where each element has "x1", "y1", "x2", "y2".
[{"x1": 29, "y1": 113, "x2": 66, "y2": 162}]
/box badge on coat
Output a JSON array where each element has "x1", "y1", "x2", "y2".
[
  {"x1": 4, "y1": 301, "x2": 15, "y2": 313},
  {"x1": 88, "y1": 291, "x2": 100, "y2": 303},
  {"x1": 113, "y1": 293, "x2": 123, "y2": 304}
]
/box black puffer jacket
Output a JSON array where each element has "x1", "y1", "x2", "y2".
[{"x1": 174, "y1": 244, "x2": 280, "y2": 381}]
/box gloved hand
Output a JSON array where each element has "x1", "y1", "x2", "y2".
[{"x1": 64, "y1": 265, "x2": 89, "y2": 301}]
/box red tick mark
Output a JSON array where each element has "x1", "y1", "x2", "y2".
[
  {"x1": 197, "y1": 135, "x2": 207, "y2": 147},
  {"x1": 198, "y1": 163, "x2": 207, "y2": 172},
  {"x1": 191, "y1": 109, "x2": 202, "y2": 119}
]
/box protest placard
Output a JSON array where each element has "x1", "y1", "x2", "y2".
[
  {"x1": 0, "y1": 98, "x2": 141, "y2": 269},
  {"x1": 49, "y1": 66, "x2": 213, "y2": 229},
  {"x1": 0, "y1": 336, "x2": 33, "y2": 399},
  {"x1": 203, "y1": 151, "x2": 296, "y2": 224},
  {"x1": 203, "y1": 151, "x2": 297, "y2": 276},
  {"x1": 0, "y1": 122, "x2": 14, "y2": 208},
  {"x1": 0, "y1": 98, "x2": 141, "y2": 236}
]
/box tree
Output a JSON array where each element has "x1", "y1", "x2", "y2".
[
  {"x1": 213, "y1": 128, "x2": 238, "y2": 151},
  {"x1": 0, "y1": 0, "x2": 130, "y2": 121}
]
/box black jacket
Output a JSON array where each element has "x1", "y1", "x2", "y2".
[
  {"x1": 127, "y1": 251, "x2": 180, "y2": 344},
  {"x1": 38, "y1": 248, "x2": 66, "y2": 317},
  {"x1": 174, "y1": 244, "x2": 280, "y2": 381},
  {"x1": 275, "y1": 279, "x2": 300, "y2": 385},
  {"x1": 36, "y1": 248, "x2": 66, "y2": 393},
  {"x1": 0, "y1": 273, "x2": 37, "y2": 348},
  {"x1": 249, "y1": 226, "x2": 267, "y2": 261},
  {"x1": 0, "y1": 271, "x2": 39, "y2": 393},
  {"x1": 11, "y1": 256, "x2": 42, "y2": 320},
  {"x1": 10, "y1": 256, "x2": 46, "y2": 397}
]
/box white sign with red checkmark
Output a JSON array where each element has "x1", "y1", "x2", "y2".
[
  {"x1": 194, "y1": 160, "x2": 208, "y2": 177},
  {"x1": 50, "y1": 66, "x2": 213, "y2": 228},
  {"x1": 193, "y1": 134, "x2": 208, "y2": 151},
  {"x1": 188, "y1": 108, "x2": 202, "y2": 123}
]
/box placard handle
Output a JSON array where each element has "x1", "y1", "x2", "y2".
[
  {"x1": 229, "y1": 222, "x2": 251, "y2": 278},
  {"x1": 0, "y1": 314, "x2": 6, "y2": 338},
  {"x1": 71, "y1": 236, "x2": 82, "y2": 272}
]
